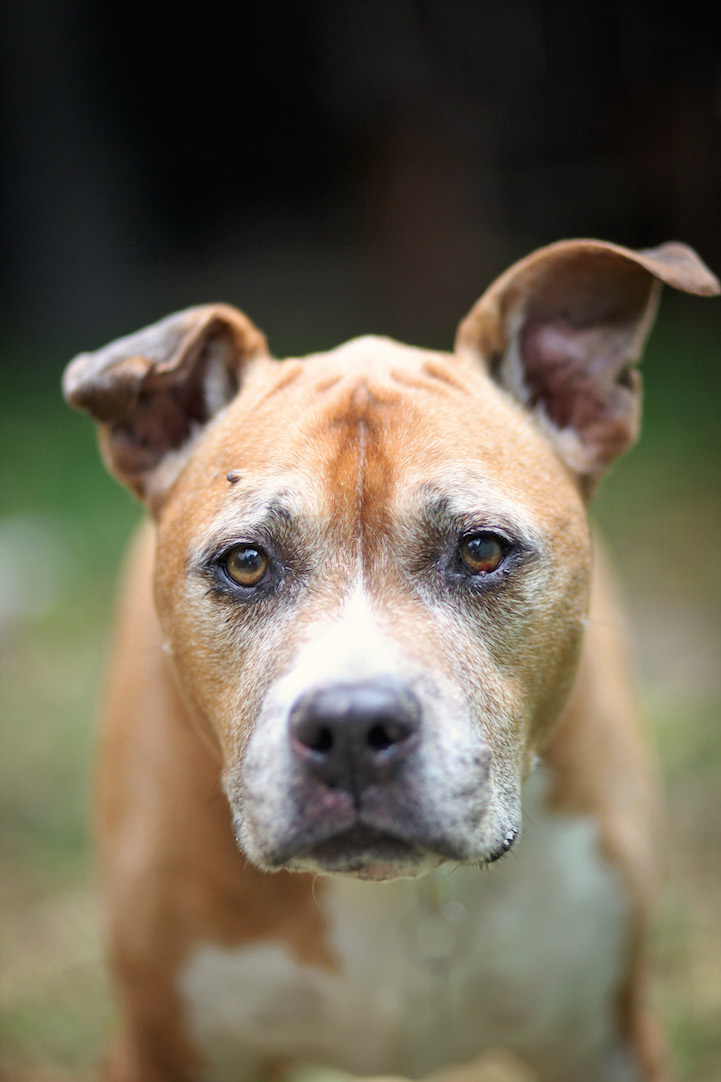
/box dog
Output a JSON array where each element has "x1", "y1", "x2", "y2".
[{"x1": 63, "y1": 239, "x2": 718, "y2": 1082}]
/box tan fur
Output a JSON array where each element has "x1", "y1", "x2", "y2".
[{"x1": 64, "y1": 240, "x2": 719, "y2": 1082}]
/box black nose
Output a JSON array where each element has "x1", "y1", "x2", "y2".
[{"x1": 289, "y1": 679, "x2": 421, "y2": 793}]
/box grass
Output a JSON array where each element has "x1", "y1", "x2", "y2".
[{"x1": 0, "y1": 306, "x2": 719, "y2": 1079}]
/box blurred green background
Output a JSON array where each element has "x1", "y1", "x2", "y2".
[{"x1": 1, "y1": 4, "x2": 720, "y2": 1080}]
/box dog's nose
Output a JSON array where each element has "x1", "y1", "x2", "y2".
[{"x1": 289, "y1": 679, "x2": 421, "y2": 792}]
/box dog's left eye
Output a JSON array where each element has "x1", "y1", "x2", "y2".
[
  {"x1": 223, "y1": 545, "x2": 269, "y2": 587},
  {"x1": 459, "y1": 532, "x2": 506, "y2": 575}
]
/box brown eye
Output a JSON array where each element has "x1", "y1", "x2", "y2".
[
  {"x1": 459, "y1": 533, "x2": 505, "y2": 575},
  {"x1": 224, "y1": 545, "x2": 268, "y2": 587}
]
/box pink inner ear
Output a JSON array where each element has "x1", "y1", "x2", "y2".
[
  {"x1": 521, "y1": 317, "x2": 628, "y2": 426},
  {"x1": 520, "y1": 316, "x2": 639, "y2": 466}
]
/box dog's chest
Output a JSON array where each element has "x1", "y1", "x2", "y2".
[{"x1": 180, "y1": 783, "x2": 631, "y2": 1081}]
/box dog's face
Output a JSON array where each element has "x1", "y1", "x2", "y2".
[
  {"x1": 154, "y1": 336, "x2": 590, "y2": 878},
  {"x1": 64, "y1": 240, "x2": 718, "y2": 880}
]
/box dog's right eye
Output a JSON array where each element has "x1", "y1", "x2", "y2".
[
  {"x1": 223, "y1": 545, "x2": 269, "y2": 588},
  {"x1": 459, "y1": 532, "x2": 507, "y2": 575}
]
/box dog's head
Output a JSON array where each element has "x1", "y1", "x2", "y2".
[{"x1": 64, "y1": 240, "x2": 718, "y2": 880}]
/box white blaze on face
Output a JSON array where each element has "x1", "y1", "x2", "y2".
[{"x1": 271, "y1": 579, "x2": 406, "y2": 708}]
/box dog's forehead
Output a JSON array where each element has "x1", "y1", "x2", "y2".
[
  {"x1": 245, "y1": 334, "x2": 475, "y2": 429},
  {"x1": 229, "y1": 334, "x2": 545, "y2": 466},
  {"x1": 172, "y1": 334, "x2": 583, "y2": 541},
  {"x1": 291, "y1": 333, "x2": 432, "y2": 378}
]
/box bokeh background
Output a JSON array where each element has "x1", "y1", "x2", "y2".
[{"x1": 1, "y1": 3, "x2": 720, "y2": 1079}]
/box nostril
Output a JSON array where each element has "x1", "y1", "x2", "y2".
[
  {"x1": 367, "y1": 723, "x2": 393, "y2": 752},
  {"x1": 293, "y1": 719, "x2": 334, "y2": 754},
  {"x1": 295, "y1": 716, "x2": 408, "y2": 756},
  {"x1": 308, "y1": 725, "x2": 333, "y2": 753},
  {"x1": 366, "y1": 719, "x2": 410, "y2": 751}
]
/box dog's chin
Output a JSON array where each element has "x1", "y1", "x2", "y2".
[{"x1": 282, "y1": 826, "x2": 444, "y2": 881}]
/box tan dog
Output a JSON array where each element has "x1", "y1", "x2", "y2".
[{"x1": 64, "y1": 240, "x2": 718, "y2": 1082}]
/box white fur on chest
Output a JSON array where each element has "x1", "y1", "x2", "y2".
[{"x1": 180, "y1": 776, "x2": 633, "y2": 1081}]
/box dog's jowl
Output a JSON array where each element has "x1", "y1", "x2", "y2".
[{"x1": 64, "y1": 240, "x2": 719, "y2": 1082}]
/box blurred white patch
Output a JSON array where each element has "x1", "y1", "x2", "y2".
[{"x1": 0, "y1": 515, "x2": 69, "y2": 639}]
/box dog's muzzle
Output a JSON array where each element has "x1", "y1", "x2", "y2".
[{"x1": 236, "y1": 674, "x2": 508, "y2": 877}]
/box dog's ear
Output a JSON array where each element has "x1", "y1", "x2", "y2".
[
  {"x1": 63, "y1": 304, "x2": 268, "y2": 504},
  {"x1": 455, "y1": 240, "x2": 719, "y2": 486}
]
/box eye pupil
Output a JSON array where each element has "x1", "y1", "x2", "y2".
[
  {"x1": 460, "y1": 533, "x2": 504, "y2": 574},
  {"x1": 225, "y1": 545, "x2": 268, "y2": 587}
]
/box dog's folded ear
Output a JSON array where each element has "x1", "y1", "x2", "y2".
[
  {"x1": 63, "y1": 304, "x2": 268, "y2": 504},
  {"x1": 455, "y1": 240, "x2": 719, "y2": 486}
]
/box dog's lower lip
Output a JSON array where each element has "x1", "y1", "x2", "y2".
[{"x1": 297, "y1": 825, "x2": 423, "y2": 872}]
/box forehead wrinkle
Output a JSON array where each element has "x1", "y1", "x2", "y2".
[
  {"x1": 355, "y1": 412, "x2": 368, "y2": 566},
  {"x1": 313, "y1": 377, "x2": 395, "y2": 576},
  {"x1": 353, "y1": 389, "x2": 397, "y2": 578}
]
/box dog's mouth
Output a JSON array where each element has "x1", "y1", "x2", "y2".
[
  {"x1": 285, "y1": 825, "x2": 442, "y2": 881},
  {"x1": 237, "y1": 781, "x2": 509, "y2": 878}
]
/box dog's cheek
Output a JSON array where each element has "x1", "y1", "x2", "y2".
[
  {"x1": 519, "y1": 530, "x2": 592, "y2": 757},
  {"x1": 153, "y1": 571, "x2": 278, "y2": 760},
  {"x1": 226, "y1": 719, "x2": 303, "y2": 867},
  {"x1": 431, "y1": 570, "x2": 589, "y2": 787}
]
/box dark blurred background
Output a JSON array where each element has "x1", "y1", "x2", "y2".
[
  {"x1": 1, "y1": 3, "x2": 720, "y2": 1080},
  {"x1": 3, "y1": 0, "x2": 721, "y2": 351}
]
